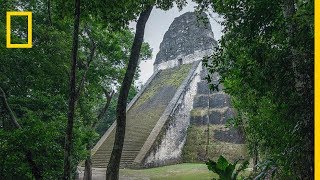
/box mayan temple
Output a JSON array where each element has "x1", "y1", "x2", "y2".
[{"x1": 88, "y1": 12, "x2": 247, "y2": 169}]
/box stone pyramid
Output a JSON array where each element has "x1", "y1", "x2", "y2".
[{"x1": 88, "y1": 12, "x2": 246, "y2": 169}]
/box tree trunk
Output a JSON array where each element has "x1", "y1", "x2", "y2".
[
  {"x1": 63, "y1": 0, "x2": 81, "y2": 179},
  {"x1": 252, "y1": 144, "x2": 259, "y2": 172},
  {"x1": 105, "y1": 6, "x2": 153, "y2": 180},
  {"x1": 83, "y1": 90, "x2": 114, "y2": 179},
  {"x1": 26, "y1": 150, "x2": 42, "y2": 180},
  {"x1": 0, "y1": 87, "x2": 42, "y2": 179},
  {"x1": 47, "y1": 0, "x2": 52, "y2": 26},
  {"x1": 282, "y1": 0, "x2": 295, "y2": 36},
  {"x1": 282, "y1": 0, "x2": 303, "y2": 90},
  {"x1": 83, "y1": 143, "x2": 93, "y2": 180},
  {"x1": 97, "y1": 90, "x2": 114, "y2": 121},
  {"x1": 0, "y1": 87, "x2": 21, "y2": 129}
]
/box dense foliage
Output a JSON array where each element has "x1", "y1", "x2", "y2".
[
  {"x1": 198, "y1": 0, "x2": 314, "y2": 178},
  {"x1": 206, "y1": 155, "x2": 249, "y2": 180},
  {"x1": 0, "y1": 0, "x2": 151, "y2": 179}
]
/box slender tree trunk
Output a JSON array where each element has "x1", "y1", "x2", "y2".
[
  {"x1": 0, "y1": 87, "x2": 21, "y2": 129},
  {"x1": 63, "y1": 0, "x2": 81, "y2": 179},
  {"x1": 25, "y1": 151, "x2": 42, "y2": 180},
  {"x1": 83, "y1": 143, "x2": 93, "y2": 180},
  {"x1": 282, "y1": 0, "x2": 295, "y2": 36},
  {"x1": 97, "y1": 90, "x2": 114, "y2": 121},
  {"x1": 83, "y1": 90, "x2": 114, "y2": 180},
  {"x1": 282, "y1": 1, "x2": 313, "y2": 177},
  {"x1": 205, "y1": 97, "x2": 210, "y2": 159},
  {"x1": 105, "y1": 6, "x2": 153, "y2": 180},
  {"x1": 0, "y1": 87, "x2": 42, "y2": 179},
  {"x1": 47, "y1": 0, "x2": 52, "y2": 26},
  {"x1": 252, "y1": 144, "x2": 259, "y2": 172},
  {"x1": 282, "y1": 0, "x2": 303, "y2": 90}
]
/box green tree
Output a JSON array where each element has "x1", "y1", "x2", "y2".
[
  {"x1": 77, "y1": 25, "x2": 151, "y2": 180},
  {"x1": 198, "y1": 0, "x2": 313, "y2": 178},
  {"x1": 0, "y1": 0, "x2": 152, "y2": 179}
]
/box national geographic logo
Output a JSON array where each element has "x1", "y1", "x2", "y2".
[{"x1": 6, "y1": 12, "x2": 32, "y2": 48}]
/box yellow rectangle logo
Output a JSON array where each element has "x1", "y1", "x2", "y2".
[{"x1": 6, "y1": 11, "x2": 32, "y2": 48}]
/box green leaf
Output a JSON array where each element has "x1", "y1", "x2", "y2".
[{"x1": 217, "y1": 155, "x2": 229, "y2": 171}]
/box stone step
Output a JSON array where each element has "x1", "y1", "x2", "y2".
[
  {"x1": 90, "y1": 64, "x2": 193, "y2": 168},
  {"x1": 93, "y1": 150, "x2": 141, "y2": 155},
  {"x1": 92, "y1": 156, "x2": 136, "y2": 162},
  {"x1": 193, "y1": 93, "x2": 231, "y2": 108},
  {"x1": 209, "y1": 93, "x2": 231, "y2": 108},
  {"x1": 196, "y1": 81, "x2": 210, "y2": 94},
  {"x1": 190, "y1": 108, "x2": 235, "y2": 125},
  {"x1": 212, "y1": 127, "x2": 245, "y2": 144},
  {"x1": 193, "y1": 95, "x2": 209, "y2": 108},
  {"x1": 198, "y1": 69, "x2": 225, "y2": 93},
  {"x1": 200, "y1": 68, "x2": 208, "y2": 80}
]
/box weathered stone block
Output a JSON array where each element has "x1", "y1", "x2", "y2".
[
  {"x1": 190, "y1": 115, "x2": 209, "y2": 125},
  {"x1": 200, "y1": 69, "x2": 208, "y2": 80},
  {"x1": 193, "y1": 95, "x2": 209, "y2": 108},
  {"x1": 154, "y1": 12, "x2": 217, "y2": 65},
  {"x1": 197, "y1": 81, "x2": 210, "y2": 94},
  {"x1": 208, "y1": 110, "x2": 222, "y2": 124},
  {"x1": 221, "y1": 108, "x2": 235, "y2": 123},
  {"x1": 209, "y1": 93, "x2": 230, "y2": 108},
  {"x1": 213, "y1": 128, "x2": 245, "y2": 144}
]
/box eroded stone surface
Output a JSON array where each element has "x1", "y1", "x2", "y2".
[
  {"x1": 208, "y1": 110, "x2": 223, "y2": 124},
  {"x1": 190, "y1": 114, "x2": 209, "y2": 125},
  {"x1": 183, "y1": 65, "x2": 247, "y2": 162},
  {"x1": 213, "y1": 128, "x2": 245, "y2": 144},
  {"x1": 89, "y1": 11, "x2": 246, "y2": 169},
  {"x1": 196, "y1": 81, "x2": 210, "y2": 94},
  {"x1": 143, "y1": 63, "x2": 201, "y2": 167},
  {"x1": 154, "y1": 12, "x2": 217, "y2": 65},
  {"x1": 193, "y1": 95, "x2": 209, "y2": 108},
  {"x1": 209, "y1": 93, "x2": 231, "y2": 108}
]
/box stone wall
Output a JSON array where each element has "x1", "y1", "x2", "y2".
[
  {"x1": 142, "y1": 62, "x2": 202, "y2": 167},
  {"x1": 132, "y1": 61, "x2": 201, "y2": 168},
  {"x1": 154, "y1": 49, "x2": 213, "y2": 72},
  {"x1": 182, "y1": 66, "x2": 247, "y2": 163},
  {"x1": 154, "y1": 12, "x2": 217, "y2": 68}
]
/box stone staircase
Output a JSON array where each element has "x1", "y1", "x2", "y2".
[{"x1": 90, "y1": 64, "x2": 193, "y2": 168}]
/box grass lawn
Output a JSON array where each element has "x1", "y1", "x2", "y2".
[{"x1": 120, "y1": 163, "x2": 217, "y2": 180}]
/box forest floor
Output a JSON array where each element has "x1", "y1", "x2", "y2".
[
  {"x1": 78, "y1": 163, "x2": 217, "y2": 179},
  {"x1": 120, "y1": 163, "x2": 216, "y2": 180}
]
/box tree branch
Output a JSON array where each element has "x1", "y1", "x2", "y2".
[
  {"x1": 96, "y1": 89, "x2": 114, "y2": 124},
  {"x1": 47, "y1": 0, "x2": 53, "y2": 26},
  {"x1": 75, "y1": 30, "x2": 96, "y2": 100},
  {"x1": 63, "y1": 0, "x2": 81, "y2": 178},
  {"x1": 0, "y1": 87, "x2": 21, "y2": 129},
  {"x1": 0, "y1": 87, "x2": 42, "y2": 179}
]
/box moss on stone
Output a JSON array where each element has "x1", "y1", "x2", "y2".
[
  {"x1": 134, "y1": 63, "x2": 193, "y2": 109},
  {"x1": 190, "y1": 108, "x2": 208, "y2": 117},
  {"x1": 182, "y1": 125, "x2": 247, "y2": 163},
  {"x1": 91, "y1": 64, "x2": 194, "y2": 167}
]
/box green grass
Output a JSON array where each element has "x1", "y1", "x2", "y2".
[{"x1": 120, "y1": 163, "x2": 217, "y2": 180}]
